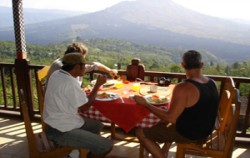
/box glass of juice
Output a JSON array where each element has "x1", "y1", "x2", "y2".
[
  {"x1": 132, "y1": 82, "x2": 140, "y2": 91},
  {"x1": 115, "y1": 80, "x2": 123, "y2": 88}
]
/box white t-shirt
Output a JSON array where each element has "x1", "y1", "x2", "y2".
[{"x1": 43, "y1": 69, "x2": 88, "y2": 132}]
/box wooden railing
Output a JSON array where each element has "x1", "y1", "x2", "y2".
[
  {"x1": 0, "y1": 62, "x2": 250, "y2": 139},
  {"x1": 0, "y1": 63, "x2": 44, "y2": 118}
]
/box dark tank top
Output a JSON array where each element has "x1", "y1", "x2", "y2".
[{"x1": 176, "y1": 79, "x2": 219, "y2": 140}]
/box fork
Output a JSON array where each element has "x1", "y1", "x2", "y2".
[{"x1": 120, "y1": 96, "x2": 125, "y2": 103}]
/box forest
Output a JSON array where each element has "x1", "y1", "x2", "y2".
[
  {"x1": 1, "y1": 39, "x2": 249, "y2": 77},
  {"x1": 0, "y1": 39, "x2": 250, "y2": 106}
]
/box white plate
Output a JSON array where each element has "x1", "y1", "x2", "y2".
[
  {"x1": 95, "y1": 92, "x2": 119, "y2": 101},
  {"x1": 91, "y1": 79, "x2": 117, "y2": 87},
  {"x1": 144, "y1": 95, "x2": 170, "y2": 105}
]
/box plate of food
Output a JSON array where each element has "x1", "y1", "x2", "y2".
[
  {"x1": 144, "y1": 94, "x2": 170, "y2": 105},
  {"x1": 91, "y1": 79, "x2": 117, "y2": 87},
  {"x1": 95, "y1": 92, "x2": 119, "y2": 101}
]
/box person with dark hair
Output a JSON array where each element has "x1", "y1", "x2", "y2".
[
  {"x1": 47, "y1": 42, "x2": 117, "y2": 85},
  {"x1": 134, "y1": 50, "x2": 219, "y2": 158},
  {"x1": 43, "y1": 53, "x2": 113, "y2": 158},
  {"x1": 182, "y1": 50, "x2": 202, "y2": 70}
]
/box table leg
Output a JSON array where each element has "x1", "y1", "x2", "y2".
[{"x1": 110, "y1": 122, "x2": 139, "y2": 142}]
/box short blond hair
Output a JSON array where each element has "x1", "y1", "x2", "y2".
[{"x1": 64, "y1": 42, "x2": 88, "y2": 56}]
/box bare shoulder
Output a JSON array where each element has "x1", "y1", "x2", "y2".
[
  {"x1": 171, "y1": 80, "x2": 199, "y2": 108},
  {"x1": 173, "y1": 81, "x2": 199, "y2": 103},
  {"x1": 173, "y1": 81, "x2": 195, "y2": 94}
]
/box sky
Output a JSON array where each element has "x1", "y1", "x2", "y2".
[
  {"x1": 1, "y1": 0, "x2": 250, "y2": 21},
  {"x1": 173, "y1": 0, "x2": 250, "y2": 21}
]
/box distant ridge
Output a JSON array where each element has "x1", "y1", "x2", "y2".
[
  {"x1": 0, "y1": 6, "x2": 86, "y2": 28},
  {"x1": 0, "y1": 0, "x2": 249, "y2": 63}
]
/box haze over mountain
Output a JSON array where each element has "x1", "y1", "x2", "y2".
[
  {"x1": 1, "y1": 0, "x2": 250, "y2": 63},
  {"x1": 0, "y1": 6, "x2": 86, "y2": 28}
]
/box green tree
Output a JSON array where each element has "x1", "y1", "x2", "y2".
[{"x1": 170, "y1": 64, "x2": 182, "y2": 73}]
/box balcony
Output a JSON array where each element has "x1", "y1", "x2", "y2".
[{"x1": 2, "y1": 1, "x2": 250, "y2": 157}]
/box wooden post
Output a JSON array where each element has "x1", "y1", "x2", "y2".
[{"x1": 12, "y1": 0, "x2": 34, "y2": 119}]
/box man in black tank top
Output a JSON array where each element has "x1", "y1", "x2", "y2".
[{"x1": 134, "y1": 50, "x2": 219, "y2": 158}]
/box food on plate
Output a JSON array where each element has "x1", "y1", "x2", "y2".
[
  {"x1": 95, "y1": 92, "x2": 119, "y2": 101},
  {"x1": 91, "y1": 79, "x2": 116, "y2": 87},
  {"x1": 96, "y1": 92, "x2": 113, "y2": 99},
  {"x1": 147, "y1": 95, "x2": 168, "y2": 104},
  {"x1": 106, "y1": 80, "x2": 115, "y2": 85}
]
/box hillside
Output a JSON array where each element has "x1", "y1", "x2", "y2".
[
  {"x1": 0, "y1": 39, "x2": 223, "y2": 70},
  {"x1": 0, "y1": 0, "x2": 249, "y2": 63},
  {"x1": 1, "y1": 39, "x2": 250, "y2": 79}
]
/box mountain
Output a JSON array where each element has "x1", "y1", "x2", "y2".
[
  {"x1": 1, "y1": 0, "x2": 250, "y2": 63},
  {"x1": 0, "y1": 6, "x2": 86, "y2": 28}
]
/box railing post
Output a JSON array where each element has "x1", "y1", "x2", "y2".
[
  {"x1": 12, "y1": 0, "x2": 34, "y2": 119},
  {"x1": 15, "y1": 60, "x2": 34, "y2": 115}
]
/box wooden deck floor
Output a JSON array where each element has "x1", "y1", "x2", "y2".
[{"x1": 1, "y1": 117, "x2": 250, "y2": 158}]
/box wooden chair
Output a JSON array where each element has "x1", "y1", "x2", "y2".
[
  {"x1": 36, "y1": 65, "x2": 50, "y2": 131},
  {"x1": 126, "y1": 58, "x2": 145, "y2": 81},
  {"x1": 216, "y1": 77, "x2": 237, "y2": 132},
  {"x1": 175, "y1": 77, "x2": 241, "y2": 158},
  {"x1": 37, "y1": 66, "x2": 129, "y2": 145},
  {"x1": 19, "y1": 89, "x2": 87, "y2": 158}
]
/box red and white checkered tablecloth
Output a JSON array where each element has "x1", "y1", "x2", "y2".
[
  {"x1": 82, "y1": 106, "x2": 168, "y2": 129},
  {"x1": 81, "y1": 83, "x2": 173, "y2": 132},
  {"x1": 82, "y1": 106, "x2": 111, "y2": 122}
]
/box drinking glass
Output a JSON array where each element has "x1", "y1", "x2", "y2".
[
  {"x1": 150, "y1": 84, "x2": 157, "y2": 92},
  {"x1": 115, "y1": 80, "x2": 123, "y2": 88},
  {"x1": 132, "y1": 82, "x2": 140, "y2": 91}
]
